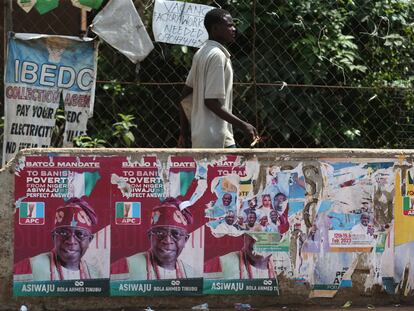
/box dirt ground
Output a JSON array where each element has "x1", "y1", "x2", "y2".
[
  {"x1": 109, "y1": 305, "x2": 413, "y2": 311},
  {"x1": 10, "y1": 304, "x2": 414, "y2": 311}
]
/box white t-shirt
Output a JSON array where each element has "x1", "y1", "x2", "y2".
[{"x1": 186, "y1": 40, "x2": 235, "y2": 148}]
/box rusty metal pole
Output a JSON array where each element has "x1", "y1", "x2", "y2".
[
  {"x1": 4, "y1": 0, "x2": 12, "y2": 61},
  {"x1": 81, "y1": 8, "x2": 87, "y2": 33}
]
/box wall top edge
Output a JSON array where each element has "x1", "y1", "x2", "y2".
[
  {"x1": 14, "y1": 147, "x2": 414, "y2": 155},
  {"x1": 5, "y1": 147, "x2": 411, "y2": 172}
]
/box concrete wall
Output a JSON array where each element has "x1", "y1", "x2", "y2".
[{"x1": 1, "y1": 148, "x2": 414, "y2": 310}]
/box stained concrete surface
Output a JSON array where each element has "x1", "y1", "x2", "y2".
[
  {"x1": 138, "y1": 308, "x2": 409, "y2": 311},
  {"x1": 3, "y1": 149, "x2": 414, "y2": 310},
  {"x1": 15, "y1": 306, "x2": 410, "y2": 311},
  {"x1": 56, "y1": 307, "x2": 414, "y2": 311}
]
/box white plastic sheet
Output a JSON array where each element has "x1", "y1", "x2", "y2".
[
  {"x1": 17, "y1": 0, "x2": 37, "y2": 13},
  {"x1": 91, "y1": 0, "x2": 154, "y2": 63}
]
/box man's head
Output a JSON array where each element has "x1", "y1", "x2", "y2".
[
  {"x1": 261, "y1": 194, "x2": 272, "y2": 208},
  {"x1": 204, "y1": 8, "x2": 236, "y2": 44},
  {"x1": 360, "y1": 212, "x2": 370, "y2": 227},
  {"x1": 247, "y1": 211, "x2": 257, "y2": 226},
  {"x1": 237, "y1": 216, "x2": 244, "y2": 225},
  {"x1": 269, "y1": 210, "x2": 278, "y2": 224},
  {"x1": 224, "y1": 210, "x2": 235, "y2": 225},
  {"x1": 148, "y1": 197, "x2": 192, "y2": 269},
  {"x1": 222, "y1": 193, "x2": 232, "y2": 206},
  {"x1": 52, "y1": 198, "x2": 97, "y2": 270}
]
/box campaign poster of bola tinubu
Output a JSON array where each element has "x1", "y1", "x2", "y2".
[
  {"x1": 11, "y1": 153, "x2": 404, "y2": 297},
  {"x1": 202, "y1": 156, "x2": 304, "y2": 295},
  {"x1": 13, "y1": 156, "x2": 110, "y2": 296},
  {"x1": 110, "y1": 155, "x2": 205, "y2": 296}
]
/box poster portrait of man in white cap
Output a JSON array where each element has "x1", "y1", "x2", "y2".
[
  {"x1": 14, "y1": 198, "x2": 105, "y2": 281},
  {"x1": 111, "y1": 197, "x2": 197, "y2": 280}
]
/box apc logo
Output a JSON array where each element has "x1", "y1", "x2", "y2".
[
  {"x1": 74, "y1": 281, "x2": 84, "y2": 287},
  {"x1": 115, "y1": 202, "x2": 141, "y2": 225},
  {"x1": 171, "y1": 280, "x2": 180, "y2": 286},
  {"x1": 19, "y1": 202, "x2": 45, "y2": 225},
  {"x1": 263, "y1": 280, "x2": 273, "y2": 285}
]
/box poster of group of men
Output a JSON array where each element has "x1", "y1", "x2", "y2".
[{"x1": 13, "y1": 153, "x2": 414, "y2": 297}]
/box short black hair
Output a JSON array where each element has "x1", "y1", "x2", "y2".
[{"x1": 204, "y1": 8, "x2": 230, "y2": 33}]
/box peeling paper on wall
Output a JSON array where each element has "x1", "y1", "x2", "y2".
[
  {"x1": 183, "y1": 158, "x2": 209, "y2": 207},
  {"x1": 309, "y1": 252, "x2": 357, "y2": 298},
  {"x1": 15, "y1": 157, "x2": 26, "y2": 176},
  {"x1": 394, "y1": 164, "x2": 414, "y2": 295},
  {"x1": 166, "y1": 155, "x2": 207, "y2": 209},
  {"x1": 299, "y1": 161, "x2": 397, "y2": 297},
  {"x1": 395, "y1": 241, "x2": 414, "y2": 295},
  {"x1": 111, "y1": 173, "x2": 132, "y2": 198},
  {"x1": 15, "y1": 196, "x2": 27, "y2": 211},
  {"x1": 242, "y1": 156, "x2": 261, "y2": 183},
  {"x1": 209, "y1": 155, "x2": 243, "y2": 167}
]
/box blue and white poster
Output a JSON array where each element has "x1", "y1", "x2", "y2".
[{"x1": 3, "y1": 33, "x2": 99, "y2": 164}]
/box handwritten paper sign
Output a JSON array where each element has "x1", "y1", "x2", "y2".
[{"x1": 152, "y1": 0, "x2": 214, "y2": 47}]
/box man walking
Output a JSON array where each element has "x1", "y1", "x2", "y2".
[{"x1": 179, "y1": 8, "x2": 258, "y2": 148}]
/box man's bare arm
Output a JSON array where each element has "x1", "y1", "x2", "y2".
[
  {"x1": 178, "y1": 86, "x2": 193, "y2": 147},
  {"x1": 181, "y1": 85, "x2": 193, "y2": 99},
  {"x1": 205, "y1": 98, "x2": 258, "y2": 143}
]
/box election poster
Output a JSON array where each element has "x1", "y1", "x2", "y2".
[
  {"x1": 110, "y1": 155, "x2": 205, "y2": 296},
  {"x1": 13, "y1": 155, "x2": 111, "y2": 296},
  {"x1": 318, "y1": 161, "x2": 394, "y2": 252},
  {"x1": 203, "y1": 157, "x2": 290, "y2": 295},
  {"x1": 3, "y1": 33, "x2": 98, "y2": 165},
  {"x1": 12, "y1": 153, "x2": 405, "y2": 297},
  {"x1": 307, "y1": 160, "x2": 395, "y2": 297},
  {"x1": 153, "y1": 0, "x2": 213, "y2": 47}
]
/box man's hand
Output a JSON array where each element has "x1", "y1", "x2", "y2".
[
  {"x1": 205, "y1": 99, "x2": 259, "y2": 146},
  {"x1": 241, "y1": 122, "x2": 258, "y2": 145},
  {"x1": 177, "y1": 134, "x2": 188, "y2": 148}
]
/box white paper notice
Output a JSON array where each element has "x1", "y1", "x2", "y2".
[{"x1": 153, "y1": 0, "x2": 214, "y2": 47}]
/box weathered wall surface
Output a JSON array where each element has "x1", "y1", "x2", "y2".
[{"x1": 1, "y1": 148, "x2": 414, "y2": 310}]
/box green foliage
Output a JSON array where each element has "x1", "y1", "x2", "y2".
[
  {"x1": 223, "y1": 0, "x2": 414, "y2": 148},
  {"x1": 112, "y1": 113, "x2": 138, "y2": 147},
  {"x1": 51, "y1": 108, "x2": 65, "y2": 147},
  {"x1": 73, "y1": 136, "x2": 107, "y2": 148},
  {"x1": 72, "y1": 113, "x2": 137, "y2": 148},
  {"x1": 86, "y1": 0, "x2": 414, "y2": 149}
]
